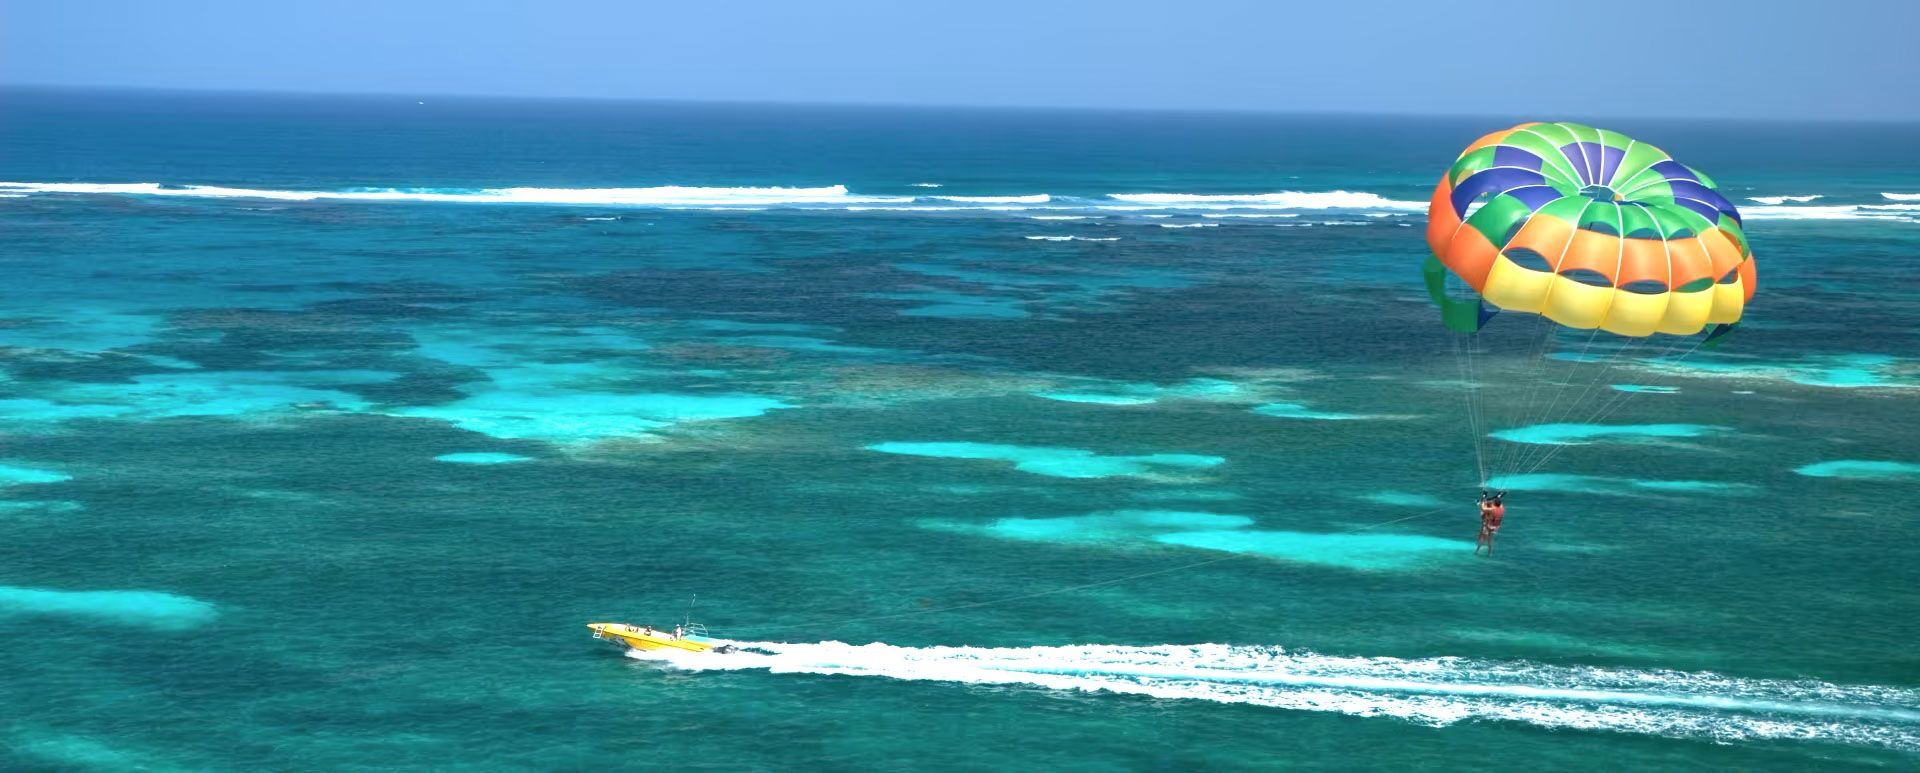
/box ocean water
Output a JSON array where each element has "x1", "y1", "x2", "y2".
[{"x1": 2, "y1": 88, "x2": 1918, "y2": 770}]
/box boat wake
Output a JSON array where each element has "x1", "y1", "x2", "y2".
[{"x1": 627, "y1": 641, "x2": 1920, "y2": 751}]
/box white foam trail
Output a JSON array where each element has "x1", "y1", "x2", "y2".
[
  {"x1": 910, "y1": 182, "x2": 943, "y2": 188},
  {"x1": 0, "y1": 182, "x2": 912, "y2": 208},
  {"x1": 1158, "y1": 222, "x2": 1219, "y2": 228},
  {"x1": 634, "y1": 641, "x2": 1920, "y2": 751},
  {"x1": 1025, "y1": 235, "x2": 1119, "y2": 242},
  {"x1": 1883, "y1": 192, "x2": 1920, "y2": 201},
  {"x1": 1202, "y1": 213, "x2": 1300, "y2": 219},
  {"x1": 1748, "y1": 194, "x2": 1822, "y2": 205},
  {"x1": 933, "y1": 194, "x2": 1051, "y2": 204},
  {"x1": 1105, "y1": 191, "x2": 1425, "y2": 211},
  {"x1": 1029, "y1": 215, "x2": 1090, "y2": 220}
]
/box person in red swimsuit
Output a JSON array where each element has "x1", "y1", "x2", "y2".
[{"x1": 1476, "y1": 491, "x2": 1506, "y2": 557}]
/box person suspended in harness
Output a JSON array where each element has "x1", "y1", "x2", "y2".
[{"x1": 1475, "y1": 490, "x2": 1506, "y2": 556}]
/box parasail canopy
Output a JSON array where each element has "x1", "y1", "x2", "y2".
[{"x1": 1425, "y1": 122, "x2": 1756, "y2": 338}]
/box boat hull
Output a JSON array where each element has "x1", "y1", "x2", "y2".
[{"x1": 587, "y1": 623, "x2": 716, "y2": 653}]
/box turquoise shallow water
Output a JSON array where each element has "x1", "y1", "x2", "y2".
[{"x1": 2, "y1": 89, "x2": 1919, "y2": 770}]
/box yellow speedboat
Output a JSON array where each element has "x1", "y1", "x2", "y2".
[{"x1": 587, "y1": 622, "x2": 730, "y2": 654}]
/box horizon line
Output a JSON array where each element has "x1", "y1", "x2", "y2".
[{"x1": 5, "y1": 82, "x2": 1915, "y2": 127}]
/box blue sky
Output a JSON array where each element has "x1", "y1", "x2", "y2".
[{"x1": 3, "y1": 0, "x2": 1916, "y2": 120}]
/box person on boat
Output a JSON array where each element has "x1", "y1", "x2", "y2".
[{"x1": 1475, "y1": 491, "x2": 1506, "y2": 556}]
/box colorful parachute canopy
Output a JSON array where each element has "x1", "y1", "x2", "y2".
[{"x1": 1425, "y1": 122, "x2": 1756, "y2": 337}]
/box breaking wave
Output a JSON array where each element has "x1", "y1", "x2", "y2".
[
  {"x1": 934, "y1": 194, "x2": 1051, "y2": 204},
  {"x1": 631, "y1": 641, "x2": 1920, "y2": 751},
  {"x1": 10, "y1": 181, "x2": 1912, "y2": 226},
  {"x1": 0, "y1": 182, "x2": 906, "y2": 207},
  {"x1": 1106, "y1": 191, "x2": 1426, "y2": 210},
  {"x1": 1742, "y1": 202, "x2": 1920, "y2": 222},
  {"x1": 0, "y1": 181, "x2": 1426, "y2": 216}
]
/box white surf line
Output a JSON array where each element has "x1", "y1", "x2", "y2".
[
  {"x1": 0, "y1": 182, "x2": 1428, "y2": 215},
  {"x1": 14, "y1": 180, "x2": 1910, "y2": 223},
  {"x1": 0, "y1": 182, "x2": 910, "y2": 207}
]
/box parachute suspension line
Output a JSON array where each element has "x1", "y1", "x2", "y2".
[
  {"x1": 1448, "y1": 332, "x2": 1487, "y2": 486},
  {"x1": 1501, "y1": 325, "x2": 1603, "y2": 478},
  {"x1": 726, "y1": 503, "x2": 1465, "y2": 637},
  {"x1": 1487, "y1": 327, "x2": 1534, "y2": 479},
  {"x1": 1515, "y1": 332, "x2": 1651, "y2": 476},
  {"x1": 1496, "y1": 321, "x2": 1571, "y2": 479},
  {"x1": 1521, "y1": 332, "x2": 1715, "y2": 475},
  {"x1": 1450, "y1": 333, "x2": 1480, "y2": 485},
  {"x1": 1533, "y1": 325, "x2": 1605, "y2": 424},
  {"x1": 1461, "y1": 333, "x2": 1492, "y2": 485},
  {"x1": 1511, "y1": 331, "x2": 1633, "y2": 474},
  {"x1": 1520, "y1": 335, "x2": 1720, "y2": 475},
  {"x1": 1547, "y1": 328, "x2": 1698, "y2": 471},
  {"x1": 1538, "y1": 329, "x2": 1662, "y2": 472},
  {"x1": 1463, "y1": 335, "x2": 1484, "y2": 486}
]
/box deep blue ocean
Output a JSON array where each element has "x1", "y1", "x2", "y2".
[{"x1": 2, "y1": 88, "x2": 1918, "y2": 770}]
